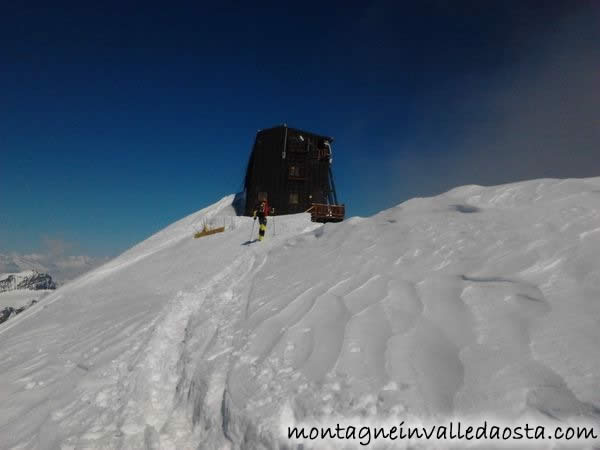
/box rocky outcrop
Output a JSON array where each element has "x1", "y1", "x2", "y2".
[
  {"x1": 0, "y1": 272, "x2": 55, "y2": 327},
  {"x1": 0, "y1": 272, "x2": 56, "y2": 293},
  {"x1": 0, "y1": 301, "x2": 37, "y2": 326}
]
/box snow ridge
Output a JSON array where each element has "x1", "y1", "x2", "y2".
[{"x1": 1, "y1": 178, "x2": 600, "y2": 449}]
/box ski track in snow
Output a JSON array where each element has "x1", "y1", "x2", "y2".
[{"x1": 1, "y1": 179, "x2": 600, "y2": 448}]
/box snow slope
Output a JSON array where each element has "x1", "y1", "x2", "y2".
[
  {"x1": 0, "y1": 290, "x2": 52, "y2": 310},
  {"x1": 1, "y1": 179, "x2": 600, "y2": 449}
]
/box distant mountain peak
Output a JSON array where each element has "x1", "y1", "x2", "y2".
[{"x1": 0, "y1": 271, "x2": 56, "y2": 292}]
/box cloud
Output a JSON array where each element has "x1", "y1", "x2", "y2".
[
  {"x1": 340, "y1": 4, "x2": 600, "y2": 219},
  {"x1": 54, "y1": 255, "x2": 100, "y2": 270},
  {"x1": 0, "y1": 237, "x2": 108, "y2": 284},
  {"x1": 450, "y1": 7, "x2": 600, "y2": 186},
  {"x1": 41, "y1": 235, "x2": 73, "y2": 257}
]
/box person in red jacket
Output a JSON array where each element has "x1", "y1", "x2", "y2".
[{"x1": 253, "y1": 199, "x2": 270, "y2": 241}]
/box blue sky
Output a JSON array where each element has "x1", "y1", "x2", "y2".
[{"x1": 1, "y1": 1, "x2": 599, "y2": 258}]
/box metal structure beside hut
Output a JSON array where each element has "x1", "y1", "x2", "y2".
[{"x1": 244, "y1": 125, "x2": 345, "y2": 222}]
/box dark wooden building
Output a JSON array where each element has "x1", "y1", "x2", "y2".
[{"x1": 244, "y1": 125, "x2": 345, "y2": 222}]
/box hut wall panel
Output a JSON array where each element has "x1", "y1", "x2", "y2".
[{"x1": 244, "y1": 125, "x2": 341, "y2": 217}]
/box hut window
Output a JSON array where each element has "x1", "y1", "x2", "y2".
[
  {"x1": 289, "y1": 193, "x2": 299, "y2": 204},
  {"x1": 289, "y1": 165, "x2": 301, "y2": 177}
]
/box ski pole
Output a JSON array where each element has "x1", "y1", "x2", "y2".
[
  {"x1": 250, "y1": 218, "x2": 256, "y2": 241},
  {"x1": 272, "y1": 208, "x2": 276, "y2": 236}
]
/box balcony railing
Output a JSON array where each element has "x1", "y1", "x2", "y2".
[{"x1": 306, "y1": 203, "x2": 345, "y2": 223}]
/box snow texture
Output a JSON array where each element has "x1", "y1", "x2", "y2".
[
  {"x1": 0, "y1": 290, "x2": 52, "y2": 310},
  {"x1": 1, "y1": 179, "x2": 600, "y2": 449}
]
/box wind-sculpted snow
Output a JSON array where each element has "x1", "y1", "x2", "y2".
[{"x1": 0, "y1": 178, "x2": 599, "y2": 449}]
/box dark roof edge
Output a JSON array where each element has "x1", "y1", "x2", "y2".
[{"x1": 258, "y1": 124, "x2": 334, "y2": 142}]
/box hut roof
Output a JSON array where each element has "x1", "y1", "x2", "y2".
[{"x1": 258, "y1": 124, "x2": 334, "y2": 143}]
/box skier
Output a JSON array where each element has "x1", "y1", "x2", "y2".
[{"x1": 252, "y1": 199, "x2": 270, "y2": 242}]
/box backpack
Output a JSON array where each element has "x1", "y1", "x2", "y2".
[{"x1": 259, "y1": 201, "x2": 270, "y2": 216}]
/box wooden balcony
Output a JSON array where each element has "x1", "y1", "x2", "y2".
[
  {"x1": 307, "y1": 203, "x2": 345, "y2": 223},
  {"x1": 315, "y1": 148, "x2": 331, "y2": 160}
]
